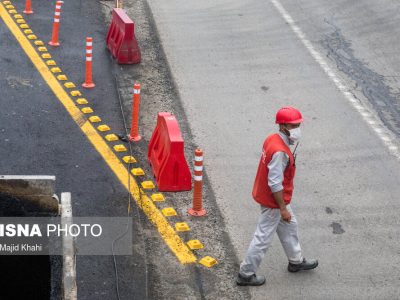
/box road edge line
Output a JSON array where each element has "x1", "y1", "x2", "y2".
[{"x1": 271, "y1": 0, "x2": 400, "y2": 161}]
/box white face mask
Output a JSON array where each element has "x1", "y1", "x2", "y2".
[{"x1": 288, "y1": 127, "x2": 301, "y2": 143}]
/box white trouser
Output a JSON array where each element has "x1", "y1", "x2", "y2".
[{"x1": 239, "y1": 204, "x2": 303, "y2": 277}]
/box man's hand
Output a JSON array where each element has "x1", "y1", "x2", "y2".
[
  {"x1": 272, "y1": 190, "x2": 292, "y2": 222},
  {"x1": 280, "y1": 208, "x2": 291, "y2": 223}
]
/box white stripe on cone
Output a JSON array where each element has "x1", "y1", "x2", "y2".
[{"x1": 194, "y1": 165, "x2": 203, "y2": 171}]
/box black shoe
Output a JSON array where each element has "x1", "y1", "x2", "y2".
[
  {"x1": 236, "y1": 273, "x2": 266, "y2": 286},
  {"x1": 288, "y1": 258, "x2": 318, "y2": 273}
]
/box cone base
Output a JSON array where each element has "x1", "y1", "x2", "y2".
[
  {"x1": 188, "y1": 207, "x2": 206, "y2": 217},
  {"x1": 48, "y1": 41, "x2": 60, "y2": 47},
  {"x1": 82, "y1": 82, "x2": 95, "y2": 89},
  {"x1": 129, "y1": 134, "x2": 141, "y2": 142},
  {"x1": 23, "y1": 10, "x2": 33, "y2": 14}
]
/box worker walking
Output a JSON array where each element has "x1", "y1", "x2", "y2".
[{"x1": 237, "y1": 106, "x2": 318, "y2": 286}]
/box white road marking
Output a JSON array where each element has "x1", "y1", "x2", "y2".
[
  {"x1": 0, "y1": 175, "x2": 56, "y2": 180},
  {"x1": 270, "y1": 0, "x2": 400, "y2": 160}
]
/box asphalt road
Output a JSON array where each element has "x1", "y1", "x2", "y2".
[
  {"x1": 146, "y1": 0, "x2": 400, "y2": 299},
  {"x1": 0, "y1": 0, "x2": 147, "y2": 299}
]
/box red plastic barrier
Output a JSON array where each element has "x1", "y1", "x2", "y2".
[
  {"x1": 106, "y1": 8, "x2": 141, "y2": 64},
  {"x1": 148, "y1": 113, "x2": 192, "y2": 192}
]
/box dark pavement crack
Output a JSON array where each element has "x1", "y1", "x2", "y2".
[{"x1": 321, "y1": 20, "x2": 400, "y2": 137}]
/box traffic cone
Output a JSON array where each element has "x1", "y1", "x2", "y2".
[
  {"x1": 82, "y1": 37, "x2": 95, "y2": 88},
  {"x1": 115, "y1": 0, "x2": 123, "y2": 8},
  {"x1": 49, "y1": 1, "x2": 63, "y2": 46},
  {"x1": 188, "y1": 148, "x2": 206, "y2": 216},
  {"x1": 23, "y1": 0, "x2": 33, "y2": 14},
  {"x1": 128, "y1": 84, "x2": 141, "y2": 141}
]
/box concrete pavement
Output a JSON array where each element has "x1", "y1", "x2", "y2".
[{"x1": 145, "y1": 0, "x2": 400, "y2": 298}]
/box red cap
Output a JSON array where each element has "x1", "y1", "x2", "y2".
[{"x1": 275, "y1": 106, "x2": 303, "y2": 124}]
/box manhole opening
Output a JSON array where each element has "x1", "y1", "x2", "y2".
[{"x1": 0, "y1": 191, "x2": 61, "y2": 300}]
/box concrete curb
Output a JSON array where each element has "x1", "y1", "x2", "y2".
[{"x1": 61, "y1": 192, "x2": 77, "y2": 300}]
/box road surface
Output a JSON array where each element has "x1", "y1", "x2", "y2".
[{"x1": 146, "y1": 0, "x2": 400, "y2": 298}]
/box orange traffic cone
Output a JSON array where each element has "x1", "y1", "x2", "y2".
[
  {"x1": 23, "y1": 0, "x2": 33, "y2": 14},
  {"x1": 188, "y1": 148, "x2": 206, "y2": 216},
  {"x1": 82, "y1": 37, "x2": 95, "y2": 88},
  {"x1": 49, "y1": 1, "x2": 63, "y2": 46},
  {"x1": 128, "y1": 84, "x2": 142, "y2": 142}
]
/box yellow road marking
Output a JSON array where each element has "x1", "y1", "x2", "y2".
[{"x1": 0, "y1": 3, "x2": 196, "y2": 264}]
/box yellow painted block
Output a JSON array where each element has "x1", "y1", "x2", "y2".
[
  {"x1": 162, "y1": 207, "x2": 177, "y2": 217},
  {"x1": 187, "y1": 240, "x2": 204, "y2": 250},
  {"x1": 38, "y1": 47, "x2": 48, "y2": 52},
  {"x1": 122, "y1": 155, "x2": 136, "y2": 163},
  {"x1": 76, "y1": 98, "x2": 88, "y2": 104},
  {"x1": 6, "y1": 5, "x2": 14, "y2": 9},
  {"x1": 34, "y1": 40, "x2": 44, "y2": 46},
  {"x1": 8, "y1": 9, "x2": 16, "y2": 14},
  {"x1": 20, "y1": 24, "x2": 29, "y2": 29},
  {"x1": 105, "y1": 134, "x2": 119, "y2": 142},
  {"x1": 24, "y1": 29, "x2": 33, "y2": 34},
  {"x1": 46, "y1": 60, "x2": 56, "y2": 66},
  {"x1": 16, "y1": 19, "x2": 26, "y2": 24},
  {"x1": 41, "y1": 53, "x2": 52, "y2": 59},
  {"x1": 3, "y1": 1, "x2": 11, "y2": 5},
  {"x1": 14, "y1": 14, "x2": 23, "y2": 19},
  {"x1": 131, "y1": 168, "x2": 145, "y2": 176},
  {"x1": 64, "y1": 82, "x2": 76, "y2": 88},
  {"x1": 89, "y1": 116, "x2": 101, "y2": 123},
  {"x1": 151, "y1": 193, "x2": 165, "y2": 202},
  {"x1": 70, "y1": 90, "x2": 81, "y2": 97},
  {"x1": 199, "y1": 256, "x2": 218, "y2": 268},
  {"x1": 81, "y1": 107, "x2": 93, "y2": 114},
  {"x1": 175, "y1": 222, "x2": 190, "y2": 232},
  {"x1": 57, "y1": 74, "x2": 67, "y2": 81},
  {"x1": 50, "y1": 67, "x2": 61, "y2": 73},
  {"x1": 97, "y1": 125, "x2": 110, "y2": 132},
  {"x1": 113, "y1": 144, "x2": 127, "y2": 152},
  {"x1": 27, "y1": 34, "x2": 37, "y2": 40},
  {"x1": 141, "y1": 181, "x2": 155, "y2": 189}
]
